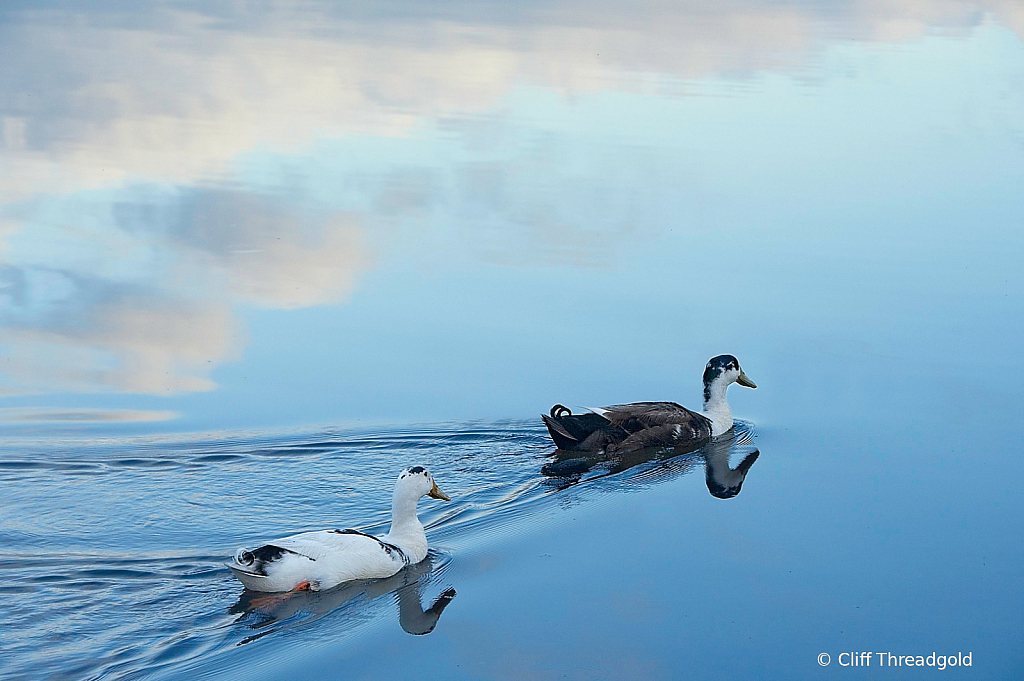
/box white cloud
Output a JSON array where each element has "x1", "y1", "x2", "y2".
[
  {"x1": 0, "y1": 189, "x2": 367, "y2": 395},
  {"x1": 0, "y1": 297, "x2": 237, "y2": 395},
  {"x1": 0, "y1": 407, "x2": 178, "y2": 422},
  {"x1": 1, "y1": 1, "x2": 1019, "y2": 203}
]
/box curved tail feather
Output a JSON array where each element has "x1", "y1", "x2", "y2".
[
  {"x1": 542, "y1": 405, "x2": 625, "y2": 451},
  {"x1": 550, "y1": 404, "x2": 572, "y2": 418},
  {"x1": 542, "y1": 413, "x2": 579, "y2": 450}
]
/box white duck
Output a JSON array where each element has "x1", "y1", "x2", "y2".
[{"x1": 227, "y1": 467, "x2": 450, "y2": 592}]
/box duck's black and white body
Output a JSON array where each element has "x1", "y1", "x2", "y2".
[
  {"x1": 226, "y1": 467, "x2": 450, "y2": 593},
  {"x1": 542, "y1": 355, "x2": 756, "y2": 453}
]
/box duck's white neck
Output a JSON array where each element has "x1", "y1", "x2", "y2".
[
  {"x1": 386, "y1": 487, "x2": 428, "y2": 562},
  {"x1": 388, "y1": 488, "x2": 424, "y2": 536},
  {"x1": 701, "y1": 378, "x2": 733, "y2": 436}
]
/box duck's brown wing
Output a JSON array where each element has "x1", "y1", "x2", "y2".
[{"x1": 598, "y1": 402, "x2": 712, "y2": 437}]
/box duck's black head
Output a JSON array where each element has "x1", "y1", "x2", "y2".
[
  {"x1": 703, "y1": 354, "x2": 740, "y2": 385},
  {"x1": 702, "y1": 354, "x2": 756, "y2": 403}
]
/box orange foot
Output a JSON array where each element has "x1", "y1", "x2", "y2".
[{"x1": 293, "y1": 581, "x2": 312, "y2": 592}]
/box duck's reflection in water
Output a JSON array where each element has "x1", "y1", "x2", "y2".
[
  {"x1": 704, "y1": 441, "x2": 759, "y2": 499},
  {"x1": 229, "y1": 553, "x2": 455, "y2": 642},
  {"x1": 542, "y1": 428, "x2": 760, "y2": 500}
]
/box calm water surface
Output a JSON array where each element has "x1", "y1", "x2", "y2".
[{"x1": 1, "y1": 0, "x2": 1023, "y2": 679}]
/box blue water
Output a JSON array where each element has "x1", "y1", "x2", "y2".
[
  {"x1": 2, "y1": 0, "x2": 1024, "y2": 678},
  {"x1": 2, "y1": 422, "x2": 760, "y2": 679}
]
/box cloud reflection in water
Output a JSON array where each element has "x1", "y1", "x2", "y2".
[
  {"x1": 0, "y1": 187, "x2": 365, "y2": 395},
  {"x1": 0, "y1": 0, "x2": 1021, "y2": 401}
]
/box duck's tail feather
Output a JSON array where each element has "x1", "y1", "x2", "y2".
[
  {"x1": 542, "y1": 406, "x2": 621, "y2": 451},
  {"x1": 542, "y1": 413, "x2": 579, "y2": 450},
  {"x1": 550, "y1": 404, "x2": 572, "y2": 418},
  {"x1": 229, "y1": 544, "x2": 298, "y2": 579}
]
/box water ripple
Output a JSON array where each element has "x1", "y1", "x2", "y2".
[{"x1": 0, "y1": 420, "x2": 757, "y2": 681}]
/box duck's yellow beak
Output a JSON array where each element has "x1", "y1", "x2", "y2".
[
  {"x1": 737, "y1": 370, "x2": 757, "y2": 388},
  {"x1": 428, "y1": 480, "x2": 451, "y2": 501}
]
